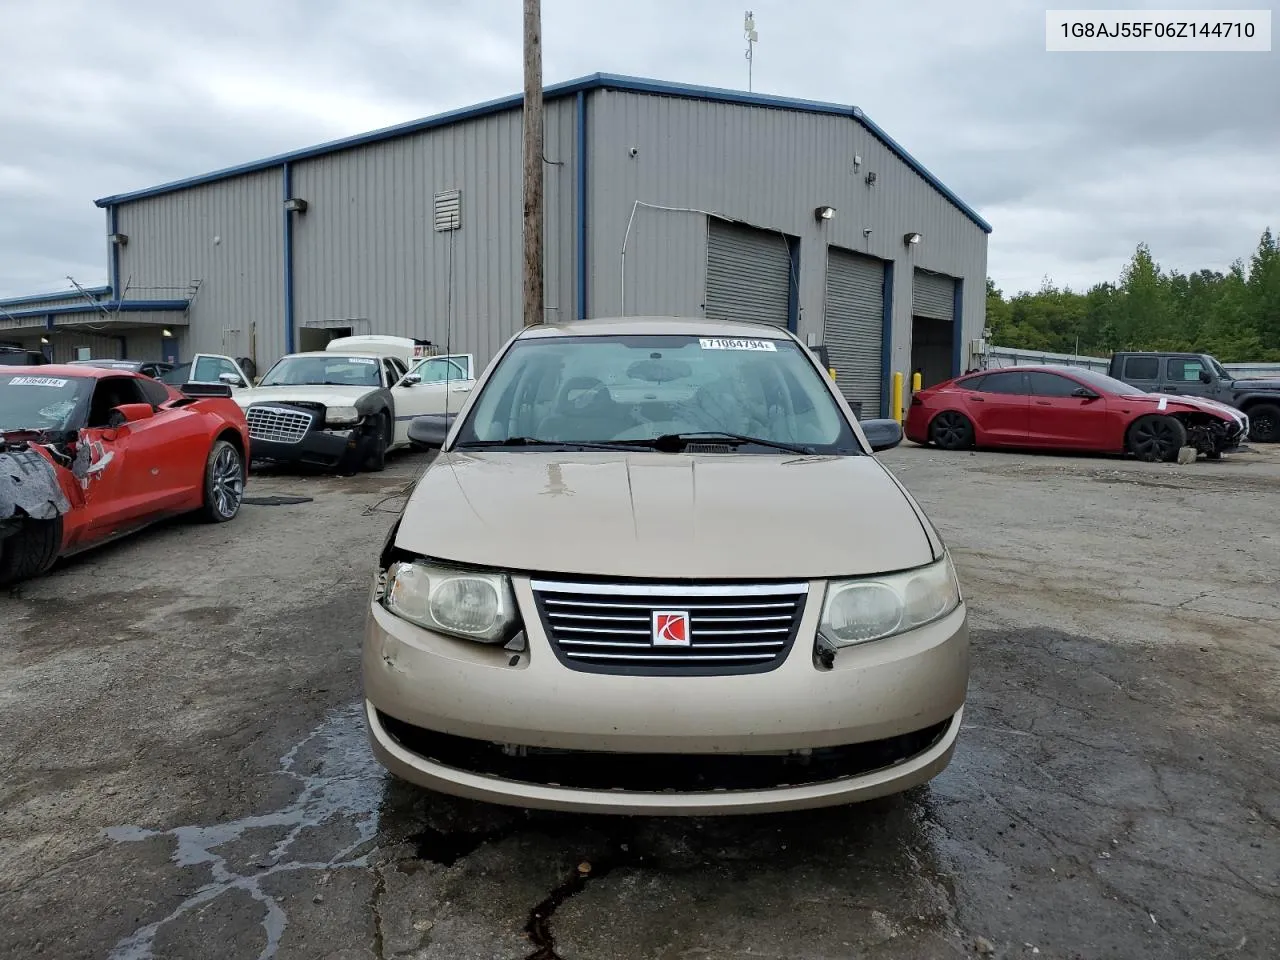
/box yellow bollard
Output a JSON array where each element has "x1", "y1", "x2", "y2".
[
  {"x1": 828, "y1": 367, "x2": 837, "y2": 382},
  {"x1": 912, "y1": 371, "x2": 922, "y2": 393},
  {"x1": 892, "y1": 371, "x2": 904, "y2": 424}
]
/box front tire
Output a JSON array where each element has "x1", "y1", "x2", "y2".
[
  {"x1": 1246, "y1": 402, "x2": 1280, "y2": 443},
  {"x1": 929, "y1": 411, "x2": 975, "y2": 451},
  {"x1": 0, "y1": 516, "x2": 62, "y2": 587},
  {"x1": 201, "y1": 439, "x2": 245, "y2": 523},
  {"x1": 364, "y1": 414, "x2": 390, "y2": 472},
  {"x1": 1127, "y1": 414, "x2": 1187, "y2": 463}
]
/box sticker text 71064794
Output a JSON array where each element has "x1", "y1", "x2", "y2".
[{"x1": 698, "y1": 338, "x2": 778, "y2": 352}]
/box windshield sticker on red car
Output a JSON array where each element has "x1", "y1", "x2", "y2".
[
  {"x1": 698, "y1": 338, "x2": 778, "y2": 352},
  {"x1": 8, "y1": 376, "x2": 69, "y2": 388}
]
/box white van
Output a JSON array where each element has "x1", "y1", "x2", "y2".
[{"x1": 324, "y1": 335, "x2": 432, "y2": 366}]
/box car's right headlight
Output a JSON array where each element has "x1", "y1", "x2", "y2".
[
  {"x1": 382, "y1": 559, "x2": 519, "y2": 644},
  {"x1": 818, "y1": 554, "x2": 962, "y2": 647}
]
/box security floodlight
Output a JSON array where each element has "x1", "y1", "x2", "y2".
[
  {"x1": 904, "y1": 232, "x2": 922, "y2": 245},
  {"x1": 108, "y1": 233, "x2": 128, "y2": 245},
  {"x1": 284, "y1": 198, "x2": 309, "y2": 214},
  {"x1": 814, "y1": 205, "x2": 836, "y2": 221}
]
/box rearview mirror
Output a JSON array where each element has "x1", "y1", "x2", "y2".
[
  {"x1": 219, "y1": 372, "x2": 245, "y2": 387},
  {"x1": 860, "y1": 418, "x2": 903, "y2": 453},
  {"x1": 1199, "y1": 370, "x2": 1212, "y2": 384},
  {"x1": 401, "y1": 373, "x2": 423, "y2": 386},
  {"x1": 1071, "y1": 387, "x2": 1099, "y2": 399},
  {"x1": 407, "y1": 413, "x2": 455, "y2": 450}
]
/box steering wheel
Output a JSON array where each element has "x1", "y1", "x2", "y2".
[{"x1": 553, "y1": 376, "x2": 610, "y2": 414}]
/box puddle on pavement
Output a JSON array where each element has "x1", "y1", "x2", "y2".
[{"x1": 103, "y1": 702, "x2": 386, "y2": 960}]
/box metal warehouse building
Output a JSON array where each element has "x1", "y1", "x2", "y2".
[{"x1": 0, "y1": 72, "x2": 990, "y2": 417}]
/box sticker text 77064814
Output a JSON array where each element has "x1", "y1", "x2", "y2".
[
  {"x1": 698, "y1": 338, "x2": 778, "y2": 352},
  {"x1": 8, "y1": 376, "x2": 70, "y2": 388}
]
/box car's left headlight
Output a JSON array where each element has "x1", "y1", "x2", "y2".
[
  {"x1": 382, "y1": 559, "x2": 519, "y2": 644},
  {"x1": 326, "y1": 405, "x2": 360, "y2": 427},
  {"x1": 819, "y1": 554, "x2": 962, "y2": 647}
]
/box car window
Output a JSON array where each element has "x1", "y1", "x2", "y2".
[
  {"x1": 1167, "y1": 358, "x2": 1205, "y2": 383},
  {"x1": 0, "y1": 373, "x2": 91, "y2": 431},
  {"x1": 259, "y1": 355, "x2": 382, "y2": 387},
  {"x1": 192, "y1": 355, "x2": 242, "y2": 384},
  {"x1": 389, "y1": 357, "x2": 408, "y2": 379},
  {"x1": 381, "y1": 358, "x2": 399, "y2": 387},
  {"x1": 137, "y1": 378, "x2": 171, "y2": 406},
  {"x1": 456, "y1": 333, "x2": 860, "y2": 453},
  {"x1": 411, "y1": 357, "x2": 469, "y2": 383},
  {"x1": 975, "y1": 372, "x2": 1026, "y2": 395},
  {"x1": 956, "y1": 374, "x2": 986, "y2": 391},
  {"x1": 87, "y1": 377, "x2": 148, "y2": 428},
  {"x1": 160, "y1": 362, "x2": 192, "y2": 385},
  {"x1": 1026, "y1": 372, "x2": 1081, "y2": 397},
  {"x1": 1123, "y1": 356, "x2": 1160, "y2": 380}
]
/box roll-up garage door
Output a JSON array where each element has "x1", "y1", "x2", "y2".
[
  {"x1": 912, "y1": 268, "x2": 956, "y2": 321},
  {"x1": 705, "y1": 219, "x2": 792, "y2": 327},
  {"x1": 823, "y1": 248, "x2": 885, "y2": 418}
]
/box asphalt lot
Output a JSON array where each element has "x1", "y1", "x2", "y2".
[{"x1": 2, "y1": 442, "x2": 1278, "y2": 960}]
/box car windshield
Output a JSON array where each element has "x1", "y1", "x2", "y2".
[
  {"x1": 454, "y1": 333, "x2": 859, "y2": 454},
  {"x1": 1065, "y1": 368, "x2": 1148, "y2": 395},
  {"x1": 259, "y1": 355, "x2": 382, "y2": 387},
  {"x1": 0, "y1": 374, "x2": 91, "y2": 432},
  {"x1": 1209, "y1": 358, "x2": 1231, "y2": 379}
]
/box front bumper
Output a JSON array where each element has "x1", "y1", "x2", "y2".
[
  {"x1": 363, "y1": 576, "x2": 969, "y2": 815},
  {"x1": 249, "y1": 421, "x2": 373, "y2": 468}
]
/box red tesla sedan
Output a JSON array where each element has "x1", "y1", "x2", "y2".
[{"x1": 904, "y1": 365, "x2": 1250, "y2": 461}]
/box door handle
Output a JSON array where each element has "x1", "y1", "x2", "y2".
[
  {"x1": 1035, "y1": 400, "x2": 1051, "y2": 405},
  {"x1": 970, "y1": 395, "x2": 985, "y2": 402}
]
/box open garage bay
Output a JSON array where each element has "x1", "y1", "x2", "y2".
[{"x1": 2, "y1": 446, "x2": 1277, "y2": 959}]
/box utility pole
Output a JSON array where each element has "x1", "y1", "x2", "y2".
[{"x1": 522, "y1": 0, "x2": 545, "y2": 327}]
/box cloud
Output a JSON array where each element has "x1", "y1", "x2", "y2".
[{"x1": 0, "y1": 0, "x2": 1275, "y2": 301}]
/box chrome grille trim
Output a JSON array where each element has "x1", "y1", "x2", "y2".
[
  {"x1": 246, "y1": 405, "x2": 314, "y2": 444},
  {"x1": 530, "y1": 579, "x2": 810, "y2": 676}
]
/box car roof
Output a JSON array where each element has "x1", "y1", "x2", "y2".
[
  {"x1": 967, "y1": 365, "x2": 1090, "y2": 375},
  {"x1": 516, "y1": 316, "x2": 801, "y2": 340},
  {"x1": 279, "y1": 350, "x2": 385, "y2": 359},
  {"x1": 1, "y1": 364, "x2": 142, "y2": 380}
]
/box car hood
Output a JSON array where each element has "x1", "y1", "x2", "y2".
[
  {"x1": 233, "y1": 385, "x2": 374, "y2": 409},
  {"x1": 395, "y1": 451, "x2": 938, "y2": 580},
  {"x1": 1142, "y1": 393, "x2": 1248, "y2": 425},
  {"x1": 1231, "y1": 377, "x2": 1280, "y2": 391}
]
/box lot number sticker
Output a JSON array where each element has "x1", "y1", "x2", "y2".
[
  {"x1": 699, "y1": 338, "x2": 778, "y2": 352},
  {"x1": 347, "y1": 357, "x2": 378, "y2": 365},
  {"x1": 8, "y1": 376, "x2": 69, "y2": 388}
]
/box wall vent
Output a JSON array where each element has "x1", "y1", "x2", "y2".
[{"x1": 434, "y1": 190, "x2": 462, "y2": 231}]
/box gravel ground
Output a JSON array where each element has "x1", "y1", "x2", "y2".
[{"x1": 1, "y1": 442, "x2": 1277, "y2": 960}]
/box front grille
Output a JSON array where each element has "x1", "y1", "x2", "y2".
[
  {"x1": 530, "y1": 579, "x2": 809, "y2": 676},
  {"x1": 377, "y1": 711, "x2": 954, "y2": 791},
  {"x1": 246, "y1": 405, "x2": 314, "y2": 444}
]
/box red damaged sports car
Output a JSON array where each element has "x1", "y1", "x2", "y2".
[
  {"x1": 905, "y1": 365, "x2": 1250, "y2": 461},
  {"x1": 0, "y1": 365, "x2": 250, "y2": 585}
]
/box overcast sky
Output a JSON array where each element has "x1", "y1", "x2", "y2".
[{"x1": 1, "y1": 0, "x2": 1276, "y2": 300}]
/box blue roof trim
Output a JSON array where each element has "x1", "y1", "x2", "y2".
[
  {"x1": 0, "y1": 285, "x2": 112, "y2": 308},
  {"x1": 0, "y1": 299, "x2": 188, "y2": 321},
  {"x1": 91, "y1": 72, "x2": 991, "y2": 234}
]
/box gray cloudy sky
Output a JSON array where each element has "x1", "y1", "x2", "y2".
[{"x1": 1, "y1": 0, "x2": 1276, "y2": 300}]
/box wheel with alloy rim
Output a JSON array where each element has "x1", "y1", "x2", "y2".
[
  {"x1": 1126, "y1": 414, "x2": 1187, "y2": 463},
  {"x1": 1247, "y1": 402, "x2": 1280, "y2": 443},
  {"x1": 929, "y1": 411, "x2": 975, "y2": 451},
  {"x1": 201, "y1": 439, "x2": 245, "y2": 522}
]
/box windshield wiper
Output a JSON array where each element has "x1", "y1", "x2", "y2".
[
  {"x1": 454, "y1": 437, "x2": 639, "y2": 451},
  {"x1": 619, "y1": 432, "x2": 816, "y2": 455}
]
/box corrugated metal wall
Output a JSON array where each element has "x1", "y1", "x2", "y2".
[
  {"x1": 114, "y1": 170, "x2": 284, "y2": 367},
  {"x1": 586, "y1": 90, "x2": 987, "y2": 387},
  {"x1": 291, "y1": 97, "x2": 577, "y2": 369}
]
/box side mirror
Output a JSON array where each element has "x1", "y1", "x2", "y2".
[
  {"x1": 1199, "y1": 370, "x2": 1212, "y2": 384},
  {"x1": 401, "y1": 373, "x2": 423, "y2": 386},
  {"x1": 860, "y1": 418, "x2": 903, "y2": 453},
  {"x1": 1071, "y1": 387, "x2": 1099, "y2": 399},
  {"x1": 407, "y1": 412, "x2": 455, "y2": 450},
  {"x1": 109, "y1": 403, "x2": 155, "y2": 427},
  {"x1": 219, "y1": 372, "x2": 246, "y2": 387}
]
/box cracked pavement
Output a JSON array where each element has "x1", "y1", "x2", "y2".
[{"x1": 1, "y1": 444, "x2": 1278, "y2": 959}]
